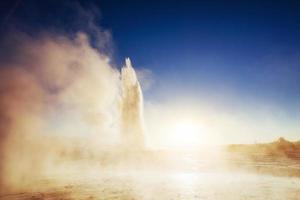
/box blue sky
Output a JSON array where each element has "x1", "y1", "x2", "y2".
[{"x1": 97, "y1": 1, "x2": 300, "y2": 108}]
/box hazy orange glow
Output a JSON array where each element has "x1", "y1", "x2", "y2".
[{"x1": 0, "y1": 9, "x2": 299, "y2": 200}]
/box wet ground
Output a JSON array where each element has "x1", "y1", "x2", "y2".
[{"x1": 1, "y1": 151, "x2": 300, "y2": 200}]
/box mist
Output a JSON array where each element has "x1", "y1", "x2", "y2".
[
  {"x1": 1, "y1": 2, "x2": 300, "y2": 198},
  {"x1": 0, "y1": 30, "x2": 147, "y2": 192}
]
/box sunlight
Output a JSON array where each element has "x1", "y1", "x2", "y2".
[{"x1": 164, "y1": 119, "x2": 202, "y2": 149}]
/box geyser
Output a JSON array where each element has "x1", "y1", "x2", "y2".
[
  {"x1": 120, "y1": 58, "x2": 145, "y2": 149},
  {"x1": 0, "y1": 32, "x2": 146, "y2": 191}
]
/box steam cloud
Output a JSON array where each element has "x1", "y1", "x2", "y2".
[{"x1": 0, "y1": 30, "x2": 144, "y2": 191}]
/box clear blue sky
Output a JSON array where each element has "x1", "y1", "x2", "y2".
[{"x1": 97, "y1": 0, "x2": 300, "y2": 110}]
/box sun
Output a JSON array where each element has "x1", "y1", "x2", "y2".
[{"x1": 164, "y1": 119, "x2": 201, "y2": 149}]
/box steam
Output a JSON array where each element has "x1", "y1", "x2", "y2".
[
  {"x1": 0, "y1": 31, "x2": 145, "y2": 191},
  {"x1": 120, "y1": 58, "x2": 145, "y2": 149}
]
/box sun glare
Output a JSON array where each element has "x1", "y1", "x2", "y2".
[{"x1": 164, "y1": 119, "x2": 202, "y2": 149}]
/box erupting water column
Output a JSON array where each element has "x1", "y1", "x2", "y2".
[{"x1": 120, "y1": 58, "x2": 145, "y2": 149}]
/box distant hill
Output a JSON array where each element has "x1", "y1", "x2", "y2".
[
  {"x1": 227, "y1": 137, "x2": 300, "y2": 159},
  {"x1": 226, "y1": 138, "x2": 300, "y2": 177}
]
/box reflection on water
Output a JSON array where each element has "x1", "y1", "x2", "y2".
[{"x1": 1, "y1": 152, "x2": 300, "y2": 200}]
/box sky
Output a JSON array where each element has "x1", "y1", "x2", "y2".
[{"x1": 1, "y1": 0, "x2": 300, "y2": 145}]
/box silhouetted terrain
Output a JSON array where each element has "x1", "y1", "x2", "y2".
[
  {"x1": 226, "y1": 138, "x2": 300, "y2": 177},
  {"x1": 227, "y1": 138, "x2": 300, "y2": 159}
]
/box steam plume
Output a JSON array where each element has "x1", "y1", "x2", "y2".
[
  {"x1": 120, "y1": 58, "x2": 145, "y2": 149},
  {"x1": 0, "y1": 31, "x2": 145, "y2": 191}
]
